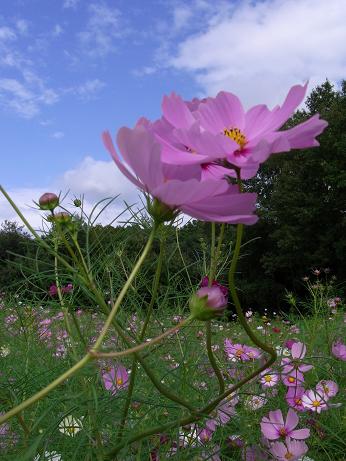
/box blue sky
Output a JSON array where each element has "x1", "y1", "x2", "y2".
[{"x1": 0, "y1": 0, "x2": 345, "y2": 226}]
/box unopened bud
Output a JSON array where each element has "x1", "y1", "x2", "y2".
[
  {"x1": 49, "y1": 212, "x2": 71, "y2": 226},
  {"x1": 190, "y1": 286, "x2": 227, "y2": 321},
  {"x1": 73, "y1": 198, "x2": 82, "y2": 207},
  {"x1": 39, "y1": 192, "x2": 59, "y2": 211}
]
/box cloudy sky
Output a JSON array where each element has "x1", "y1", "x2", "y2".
[{"x1": 1, "y1": 0, "x2": 345, "y2": 228}]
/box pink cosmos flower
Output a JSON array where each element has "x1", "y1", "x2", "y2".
[
  {"x1": 225, "y1": 340, "x2": 261, "y2": 361},
  {"x1": 205, "y1": 399, "x2": 237, "y2": 432},
  {"x1": 103, "y1": 126, "x2": 258, "y2": 224},
  {"x1": 260, "y1": 369, "x2": 280, "y2": 388},
  {"x1": 332, "y1": 341, "x2": 346, "y2": 361},
  {"x1": 101, "y1": 364, "x2": 129, "y2": 395},
  {"x1": 282, "y1": 342, "x2": 313, "y2": 374},
  {"x1": 316, "y1": 380, "x2": 338, "y2": 399},
  {"x1": 270, "y1": 437, "x2": 308, "y2": 461},
  {"x1": 49, "y1": 284, "x2": 58, "y2": 296},
  {"x1": 282, "y1": 369, "x2": 305, "y2": 387},
  {"x1": 286, "y1": 387, "x2": 306, "y2": 412},
  {"x1": 301, "y1": 389, "x2": 328, "y2": 413},
  {"x1": 261, "y1": 408, "x2": 310, "y2": 440},
  {"x1": 155, "y1": 85, "x2": 327, "y2": 181}
]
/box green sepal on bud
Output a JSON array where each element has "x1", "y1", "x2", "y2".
[
  {"x1": 47, "y1": 211, "x2": 71, "y2": 226},
  {"x1": 147, "y1": 197, "x2": 178, "y2": 225},
  {"x1": 38, "y1": 192, "x2": 59, "y2": 211},
  {"x1": 189, "y1": 293, "x2": 218, "y2": 321}
]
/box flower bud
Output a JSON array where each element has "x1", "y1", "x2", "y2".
[
  {"x1": 147, "y1": 198, "x2": 177, "y2": 224},
  {"x1": 49, "y1": 211, "x2": 71, "y2": 225},
  {"x1": 190, "y1": 285, "x2": 227, "y2": 321},
  {"x1": 73, "y1": 198, "x2": 82, "y2": 207},
  {"x1": 39, "y1": 192, "x2": 59, "y2": 211}
]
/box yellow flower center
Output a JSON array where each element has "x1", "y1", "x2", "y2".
[
  {"x1": 235, "y1": 348, "x2": 243, "y2": 356},
  {"x1": 67, "y1": 426, "x2": 77, "y2": 434},
  {"x1": 288, "y1": 376, "x2": 295, "y2": 383},
  {"x1": 223, "y1": 127, "x2": 247, "y2": 149},
  {"x1": 117, "y1": 378, "x2": 123, "y2": 385},
  {"x1": 295, "y1": 398, "x2": 302, "y2": 405},
  {"x1": 323, "y1": 385, "x2": 329, "y2": 394},
  {"x1": 264, "y1": 375, "x2": 272, "y2": 382},
  {"x1": 285, "y1": 452, "x2": 294, "y2": 460},
  {"x1": 312, "y1": 400, "x2": 321, "y2": 407},
  {"x1": 279, "y1": 428, "x2": 287, "y2": 436}
]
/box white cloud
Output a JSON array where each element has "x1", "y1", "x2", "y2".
[
  {"x1": 51, "y1": 131, "x2": 65, "y2": 139},
  {"x1": 0, "y1": 156, "x2": 139, "y2": 230},
  {"x1": 52, "y1": 24, "x2": 64, "y2": 37},
  {"x1": 0, "y1": 26, "x2": 16, "y2": 41},
  {"x1": 73, "y1": 79, "x2": 105, "y2": 99},
  {"x1": 169, "y1": 0, "x2": 346, "y2": 107},
  {"x1": 78, "y1": 2, "x2": 124, "y2": 57},
  {"x1": 0, "y1": 77, "x2": 59, "y2": 118},
  {"x1": 63, "y1": 0, "x2": 80, "y2": 9},
  {"x1": 16, "y1": 19, "x2": 29, "y2": 35}
]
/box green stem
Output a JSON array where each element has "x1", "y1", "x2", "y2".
[
  {"x1": 228, "y1": 224, "x2": 276, "y2": 357},
  {"x1": 206, "y1": 321, "x2": 225, "y2": 394},
  {"x1": 0, "y1": 224, "x2": 157, "y2": 426},
  {"x1": 209, "y1": 222, "x2": 216, "y2": 282},
  {"x1": 91, "y1": 228, "x2": 156, "y2": 351},
  {"x1": 117, "y1": 236, "x2": 164, "y2": 440}
]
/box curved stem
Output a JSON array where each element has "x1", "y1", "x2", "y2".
[
  {"x1": 206, "y1": 222, "x2": 225, "y2": 394},
  {"x1": 205, "y1": 321, "x2": 225, "y2": 394},
  {"x1": 90, "y1": 318, "x2": 191, "y2": 359},
  {"x1": 228, "y1": 224, "x2": 276, "y2": 357}
]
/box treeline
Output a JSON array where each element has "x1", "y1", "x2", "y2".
[{"x1": 1, "y1": 81, "x2": 345, "y2": 312}]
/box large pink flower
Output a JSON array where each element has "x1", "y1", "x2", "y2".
[
  {"x1": 261, "y1": 408, "x2": 310, "y2": 440},
  {"x1": 196, "y1": 83, "x2": 327, "y2": 178},
  {"x1": 103, "y1": 126, "x2": 258, "y2": 224},
  {"x1": 141, "y1": 85, "x2": 327, "y2": 181}
]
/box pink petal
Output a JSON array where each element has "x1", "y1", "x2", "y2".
[
  {"x1": 285, "y1": 408, "x2": 299, "y2": 432},
  {"x1": 289, "y1": 428, "x2": 310, "y2": 440},
  {"x1": 102, "y1": 131, "x2": 143, "y2": 188},
  {"x1": 162, "y1": 92, "x2": 196, "y2": 129}
]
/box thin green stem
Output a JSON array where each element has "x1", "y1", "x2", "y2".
[
  {"x1": 91, "y1": 228, "x2": 156, "y2": 351},
  {"x1": 117, "y1": 236, "x2": 165, "y2": 440},
  {"x1": 205, "y1": 321, "x2": 225, "y2": 394},
  {"x1": 206, "y1": 223, "x2": 225, "y2": 394}
]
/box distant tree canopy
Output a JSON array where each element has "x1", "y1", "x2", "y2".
[{"x1": 0, "y1": 80, "x2": 345, "y2": 311}]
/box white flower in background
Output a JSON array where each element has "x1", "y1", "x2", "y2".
[
  {"x1": 34, "y1": 451, "x2": 62, "y2": 461},
  {"x1": 245, "y1": 394, "x2": 267, "y2": 410},
  {"x1": 0, "y1": 346, "x2": 10, "y2": 357},
  {"x1": 58, "y1": 415, "x2": 83, "y2": 437},
  {"x1": 275, "y1": 345, "x2": 291, "y2": 357}
]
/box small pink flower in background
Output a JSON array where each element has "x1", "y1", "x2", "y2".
[
  {"x1": 290, "y1": 325, "x2": 300, "y2": 334},
  {"x1": 285, "y1": 339, "x2": 297, "y2": 350},
  {"x1": 282, "y1": 342, "x2": 313, "y2": 379},
  {"x1": 286, "y1": 387, "x2": 306, "y2": 412},
  {"x1": 5, "y1": 315, "x2": 17, "y2": 325},
  {"x1": 225, "y1": 340, "x2": 261, "y2": 361},
  {"x1": 301, "y1": 390, "x2": 328, "y2": 413},
  {"x1": 61, "y1": 283, "x2": 73, "y2": 294},
  {"x1": 332, "y1": 341, "x2": 346, "y2": 361},
  {"x1": 270, "y1": 437, "x2": 308, "y2": 461},
  {"x1": 261, "y1": 408, "x2": 310, "y2": 440},
  {"x1": 101, "y1": 364, "x2": 129, "y2": 395},
  {"x1": 327, "y1": 297, "x2": 341, "y2": 308},
  {"x1": 205, "y1": 398, "x2": 237, "y2": 432},
  {"x1": 260, "y1": 369, "x2": 279, "y2": 388},
  {"x1": 198, "y1": 427, "x2": 213, "y2": 443},
  {"x1": 282, "y1": 369, "x2": 305, "y2": 387},
  {"x1": 49, "y1": 284, "x2": 58, "y2": 296},
  {"x1": 316, "y1": 380, "x2": 338, "y2": 400}
]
